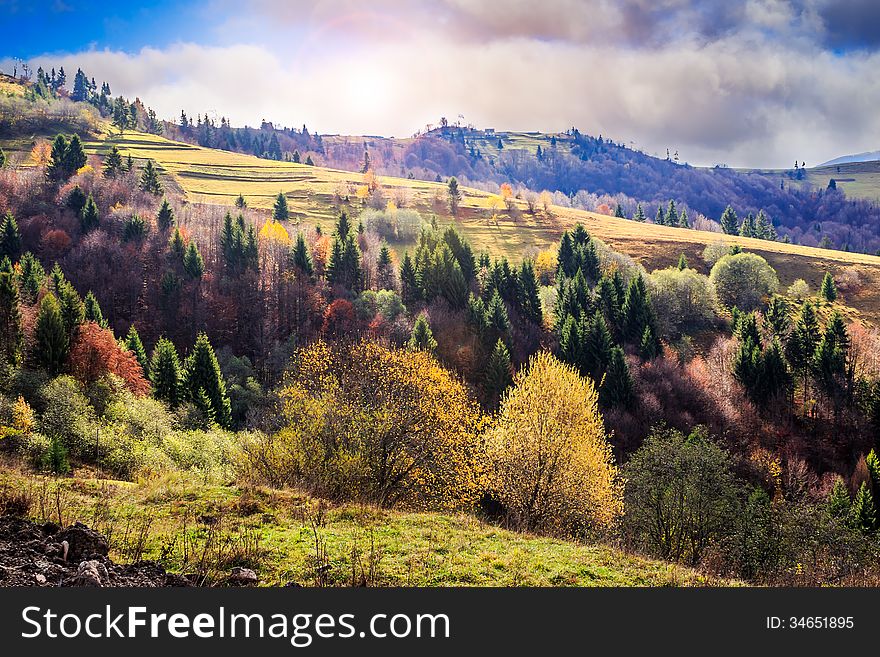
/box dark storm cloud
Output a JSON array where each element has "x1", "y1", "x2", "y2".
[{"x1": 818, "y1": 0, "x2": 880, "y2": 49}]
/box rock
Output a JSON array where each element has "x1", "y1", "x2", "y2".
[
  {"x1": 227, "y1": 566, "x2": 258, "y2": 586},
  {"x1": 54, "y1": 522, "x2": 109, "y2": 561},
  {"x1": 64, "y1": 560, "x2": 110, "y2": 587},
  {"x1": 34, "y1": 573, "x2": 47, "y2": 585}
]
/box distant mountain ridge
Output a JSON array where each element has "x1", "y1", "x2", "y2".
[{"x1": 819, "y1": 150, "x2": 880, "y2": 167}]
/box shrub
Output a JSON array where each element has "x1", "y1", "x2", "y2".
[
  {"x1": 787, "y1": 278, "x2": 810, "y2": 301},
  {"x1": 710, "y1": 252, "x2": 779, "y2": 311},
  {"x1": 648, "y1": 267, "x2": 719, "y2": 339},
  {"x1": 486, "y1": 351, "x2": 623, "y2": 536},
  {"x1": 38, "y1": 375, "x2": 97, "y2": 458}
]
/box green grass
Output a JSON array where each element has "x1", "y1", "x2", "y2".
[{"x1": 0, "y1": 464, "x2": 728, "y2": 587}]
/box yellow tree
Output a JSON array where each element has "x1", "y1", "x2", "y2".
[
  {"x1": 486, "y1": 351, "x2": 623, "y2": 535},
  {"x1": 500, "y1": 182, "x2": 515, "y2": 211}
]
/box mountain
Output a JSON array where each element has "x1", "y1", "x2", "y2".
[{"x1": 820, "y1": 150, "x2": 880, "y2": 166}]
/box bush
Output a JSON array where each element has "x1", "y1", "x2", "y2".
[
  {"x1": 710, "y1": 252, "x2": 779, "y2": 311},
  {"x1": 486, "y1": 352, "x2": 623, "y2": 536},
  {"x1": 648, "y1": 267, "x2": 719, "y2": 339},
  {"x1": 38, "y1": 376, "x2": 98, "y2": 458},
  {"x1": 623, "y1": 425, "x2": 741, "y2": 564},
  {"x1": 786, "y1": 279, "x2": 810, "y2": 300}
]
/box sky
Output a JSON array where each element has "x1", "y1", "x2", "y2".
[{"x1": 2, "y1": 0, "x2": 880, "y2": 168}]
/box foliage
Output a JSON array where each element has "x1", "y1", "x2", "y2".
[{"x1": 710, "y1": 252, "x2": 779, "y2": 311}]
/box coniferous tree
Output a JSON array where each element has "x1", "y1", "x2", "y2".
[
  {"x1": 601, "y1": 346, "x2": 634, "y2": 408},
  {"x1": 125, "y1": 325, "x2": 149, "y2": 376},
  {"x1": 62, "y1": 134, "x2": 87, "y2": 177},
  {"x1": 639, "y1": 324, "x2": 661, "y2": 360},
  {"x1": 677, "y1": 253, "x2": 688, "y2": 270},
  {"x1": 820, "y1": 272, "x2": 837, "y2": 302},
  {"x1": 677, "y1": 208, "x2": 690, "y2": 228},
  {"x1": 867, "y1": 449, "x2": 880, "y2": 495},
  {"x1": 0, "y1": 211, "x2": 22, "y2": 262},
  {"x1": 46, "y1": 135, "x2": 69, "y2": 182},
  {"x1": 103, "y1": 145, "x2": 124, "y2": 178},
  {"x1": 559, "y1": 314, "x2": 581, "y2": 369},
  {"x1": 150, "y1": 337, "x2": 185, "y2": 407},
  {"x1": 484, "y1": 338, "x2": 513, "y2": 407},
  {"x1": 0, "y1": 270, "x2": 24, "y2": 367},
  {"x1": 581, "y1": 313, "x2": 613, "y2": 383},
  {"x1": 34, "y1": 293, "x2": 68, "y2": 376},
  {"x1": 614, "y1": 204, "x2": 625, "y2": 219},
  {"x1": 83, "y1": 291, "x2": 107, "y2": 328},
  {"x1": 785, "y1": 301, "x2": 820, "y2": 408},
  {"x1": 594, "y1": 275, "x2": 621, "y2": 335},
  {"x1": 273, "y1": 192, "x2": 289, "y2": 221},
  {"x1": 185, "y1": 332, "x2": 232, "y2": 428},
  {"x1": 739, "y1": 212, "x2": 756, "y2": 238},
  {"x1": 720, "y1": 205, "x2": 739, "y2": 235},
  {"x1": 517, "y1": 260, "x2": 543, "y2": 325},
  {"x1": 139, "y1": 160, "x2": 163, "y2": 194},
  {"x1": 183, "y1": 241, "x2": 205, "y2": 279},
  {"x1": 665, "y1": 200, "x2": 678, "y2": 226},
  {"x1": 157, "y1": 198, "x2": 175, "y2": 231},
  {"x1": 556, "y1": 231, "x2": 576, "y2": 278},
  {"x1": 655, "y1": 206, "x2": 665, "y2": 226},
  {"x1": 447, "y1": 176, "x2": 462, "y2": 216},
  {"x1": 622, "y1": 275, "x2": 656, "y2": 344},
  {"x1": 850, "y1": 482, "x2": 876, "y2": 532},
  {"x1": 826, "y1": 478, "x2": 851, "y2": 519},
  {"x1": 291, "y1": 232, "x2": 314, "y2": 278},
  {"x1": 169, "y1": 228, "x2": 186, "y2": 259},
  {"x1": 399, "y1": 252, "x2": 419, "y2": 306},
  {"x1": 486, "y1": 291, "x2": 512, "y2": 343},
  {"x1": 19, "y1": 252, "x2": 45, "y2": 303},
  {"x1": 80, "y1": 194, "x2": 100, "y2": 233},
  {"x1": 632, "y1": 204, "x2": 646, "y2": 222},
  {"x1": 765, "y1": 296, "x2": 790, "y2": 337},
  {"x1": 755, "y1": 210, "x2": 776, "y2": 240},
  {"x1": 122, "y1": 214, "x2": 147, "y2": 242},
  {"x1": 408, "y1": 313, "x2": 437, "y2": 353},
  {"x1": 235, "y1": 193, "x2": 247, "y2": 209}
]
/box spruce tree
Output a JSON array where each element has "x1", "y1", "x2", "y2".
[
  {"x1": 46, "y1": 134, "x2": 69, "y2": 182},
  {"x1": 291, "y1": 232, "x2": 314, "y2": 278},
  {"x1": 125, "y1": 325, "x2": 149, "y2": 376},
  {"x1": 62, "y1": 134, "x2": 87, "y2": 177},
  {"x1": 765, "y1": 296, "x2": 790, "y2": 336},
  {"x1": 169, "y1": 228, "x2": 186, "y2": 258},
  {"x1": 150, "y1": 337, "x2": 184, "y2": 407},
  {"x1": 639, "y1": 324, "x2": 661, "y2": 360},
  {"x1": 820, "y1": 272, "x2": 837, "y2": 302},
  {"x1": 183, "y1": 241, "x2": 205, "y2": 279},
  {"x1": 867, "y1": 449, "x2": 880, "y2": 495},
  {"x1": 185, "y1": 332, "x2": 232, "y2": 428},
  {"x1": 273, "y1": 192, "x2": 289, "y2": 221},
  {"x1": 157, "y1": 198, "x2": 175, "y2": 231},
  {"x1": 235, "y1": 193, "x2": 247, "y2": 209},
  {"x1": 80, "y1": 194, "x2": 100, "y2": 233},
  {"x1": 517, "y1": 260, "x2": 543, "y2": 325},
  {"x1": 103, "y1": 145, "x2": 124, "y2": 178},
  {"x1": 19, "y1": 252, "x2": 45, "y2": 303},
  {"x1": 486, "y1": 292, "x2": 511, "y2": 342},
  {"x1": 139, "y1": 160, "x2": 163, "y2": 194},
  {"x1": 677, "y1": 253, "x2": 688, "y2": 271},
  {"x1": 484, "y1": 338, "x2": 513, "y2": 407},
  {"x1": 57, "y1": 280, "x2": 84, "y2": 338},
  {"x1": 0, "y1": 211, "x2": 22, "y2": 261},
  {"x1": 83, "y1": 291, "x2": 107, "y2": 328},
  {"x1": 34, "y1": 293, "x2": 68, "y2": 376},
  {"x1": 632, "y1": 204, "x2": 646, "y2": 222},
  {"x1": 559, "y1": 314, "x2": 582, "y2": 369},
  {"x1": 399, "y1": 252, "x2": 420, "y2": 306},
  {"x1": 0, "y1": 271, "x2": 24, "y2": 367},
  {"x1": 850, "y1": 482, "x2": 876, "y2": 532},
  {"x1": 447, "y1": 176, "x2": 462, "y2": 216},
  {"x1": 601, "y1": 346, "x2": 634, "y2": 408},
  {"x1": 622, "y1": 275, "x2": 656, "y2": 344},
  {"x1": 0, "y1": 146, "x2": 6, "y2": 168},
  {"x1": 614, "y1": 204, "x2": 625, "y2": 219},
  {"x1": 665, "y1": 200, "x2": 678, "y2": 226},
  {"x1": 677, "y1": 208, "x2": 690, "y2": 228},
  {"x1": 581, "y1": 313, "x2": 613, "y2": 383},
  {"x1": 408, "y1": 314, "x2": 437, "y2": 353},
  {"x1": 720, "y1": 205, "x2": 739, "y2": 235},
  {"x1": 594, "y1": 275, "x2": 621, "y2": 335},
  {"x1": 826, "y1": 478, "x2": 851, "y2": 519},
  {"x1": 785, "y1": 302, "x2": 820, "y2": 405}
]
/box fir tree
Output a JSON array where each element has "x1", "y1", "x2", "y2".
[
  {"x1": 80, "y1": 194, "x2": 100, "y2": 233},
  {"x1": 122, "y1": 214, "x2": 147, "y2": 242},
  {"x1": 632, "y1": 204, "x2": 646, "y2": 222},
  {"x1": 83, "y1": 291, "x2": 107, "y2": 328},
  {"x1": 0, "y1": 211, "x2": 22, "y2": 261},
  {"x1": 157, "y1": 198, "x2": 175, "y2": 231},
  {"x1": 46, "y1": 135, "x2": 69, "y2": 182},
  {"x1": 622, "y1": 275, "x2": 656, "y2": 344},
  {"x1": 785, "y1": 302, "x2": 820, "y2": 406},
  {"x1": 408, "y1": 313, "x2": 437, "y2": 353},
  {"x1": 850, "y1": 482, "x2": 876, "y2": 532},
  {"x1": 183, "y1": 241, "x2": 205, "y2": 279},
  {"x1": 34, "y1": 293, "x2": 68, "y2": 376},
  {"x1": 486, "y1": 292, "x2": 512, "y2": 342},
  {"x1": 765, "y1": 296, "x2": 790, "y2": 336},
  {"x1": 125, "y1": 325, "x2": 149, "y2": 376},
  {"x1": 581, "y1": 313, "x2": 614, "y2": 383},
  {"x1": 235, "y1": 193, "x2": 247, "y2": 209},
  {"x1": 739, "y1": 212, "x2": 756, "y2": 238},
  {"x1": 677, "y1": 253, "x2": 688, "y2": 270},
  {"x1": 273, "y1": 192, "x2": 289, "y2": 221},
  {"x1": 447, "y1": 176, "x2": 462, "y2": 216},
  {"x1": 291, "y1": 232, "x2": 314, "y2": 278},
  {"x1": 614, "y1": 204, "x2": 625, "y2": 219},
  {"x1": 601, "y1": 346, "x2": 634, "y2": 408},
  {"x1": 399, "y1": 252, "x2": 420, "y2": 306},
  {"x1": 57, "y1": 280, "x2": 85, "y2": 338},
  {"x1": 639, "y1": 324, "x2": 661, "y2": 360},
  {"x1": 19, "y1": 252, "x2": 45, "y2": 303},
  {"x1": 820, "y1": 272, "x2": 837, "y2": 302},
  {"x1": 665, "y1": 200, "x2": 678, "y2": 226},
  {"x1": 150, "y1": 337, "x2": 185, "y2": 407},
  {"x1": 517, "y1": 260, "x2": 543, "y2": 325},
  {"x1": 169, "y1": 228, "x2": 186, "y2": 259},
  {"x1": 185, "y1": 332, "x2": 232, "y2": 428},
  {"x1": 139, "y1": 160, "x2": 163, "y2": 194},
  {"x1": 484, "y1": 339, "x2": 513, "y2": 407},
  {"x1": 677, "y1": 208, "x2": 690, "y2": 228},
  {"x1": 826, "y1": 478, "x2": 851, "y2": 519},
  {"x1": 720, "y1": 205, "x2": 739, "y2": 235},
  {"x1": 62, "y1": 134, "x2": 87, "y2": 177},
  {"x1": 0, "y1": 146, "x2": 6, "y2": 168},
  {"x1": 103, "y1": 145, "x2": 124, "y2": 178},
  {"x1": 594, "y1": 275, "x2": 621, "y2": 335},
  {"x1": 867, "y1": 449, "x2": 880, "y2": 495},
  {"x1": 0, "y1": 270, "x2": 24, "y2": 367}
]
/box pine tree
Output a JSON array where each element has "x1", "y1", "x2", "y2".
[
  {"x1": 665, "y1": 200, "x2": 678, "y2": 226},
  {"x1": 486, "y1": 292, "x2": 512, "y2": 342},
  {"x1": 601, "y1": 346, "x2": 634, "y2": 408},
  {"x1": 754, "y1": 210, "x2": 776, "y2": 240},
  {"x1": 614, "y1": 204, "x2": 625, "y2": 219},
  {"x1": 655, "y1": 206, "x2": 665, "y2": 226},
  {"x1": 62, "y1": 134, "x2": 87, "y2": 176},
  {"x1": 235, "y1": 193, "x2": 247, "y2": 209},
  {"x1": 639, "y1": 324, "x2": 661, "y2": 360},
  {"x1": 169, "y1": 228, "x2": 185, "y2": 259},
  {"x1": 46, "y1": 134, "x2": 69, "y2": 182},
  {"x1": 80, "y1": 194, "x2": 100, "y2": 233},
  {"x1": 785, "y1": 301, "x2": 820, "y2": 408},
  {"x1": 484, "y1": 338, "x2": 513, "y2": 407},
  {"x1": 122, "y1": 214, "x2": 147, "y2": 242},
  {"x1": 739, "y1": 212, "x2": 756, "y2": 238},
  {"x1": 720, "y1": 205, "x2": 739, "y2": 235},
  {"x1": 273, "y1": 192, "x2": 289, "y2": 221},
  {"x1": 820, "y1": 272, "x2": 837, "y2": 302},
  {"x1": 622, "y1": 275, "x2": 656, "y2": 344},
  {"x1": 150, "y1": 337, "x2": 184, "y2": 407},
  {"x1": 632, "y1": 204, "x2": 646, "y2": 222},
  {"x1": 125, "y1": 324, "x2": 149, "y2": 376},
  {"x1": 291, "y1": 232, "x2": 314, "y2": 278},
  {"x1": 867, "y1": 449, "x2": 880, "y2": 495},
  {"x1": 677, "y1": 208, "x2": 690, "y2": 228},
  {"x1": 156, "y1": 198, "x2": 175, "y2": 231},
  {"x1": 83, "y1": 291, "x2": 107, "y2": 328},
  {"x1": 408, "y1": 313, "x2": 437, "y2": 353},
  {"x1": 0, "y1": 211, "x2": 22, "y2": 261},
  {"x1": 581, "y1": 313, "x2": 613, "y2": 383},
  {"x1": 139, "y1": 160, "x2": 163, "y2": 194},
  {"x1": 556, "y1": 231, "x2": 576, "y2": 278},
  {"x1": 0, "y1": 270, "x2": 24, "y2": 367},
  {"x1": 183, "y1": 241, "x2": 205, "y2": 279},
  {"x1": 34, "y1": 293, "x2": 68, "y2": 376},
  {"x1": 103, "y1": 145, "x2": 124, "y2": 178},
  {"x1": 594, "y1": 275, "x2": 621, "y2": 335},
  {"x1": 185, "y1": 332, "x2": 232, "y2": 428},
  {"x1": 765, "y1": 296, "x2": 790, "y2": 336},
  {"x1": 19, "y1": 252, "x2": 45, "y2": 303},
  {"x1": 677, "y1": 253, "x2": 688, "y2": 270},
  {"x1": 399, "y1": 252, "x2": 420, "y2": 306}
]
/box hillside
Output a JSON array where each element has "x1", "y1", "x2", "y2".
[
  {"x1": 0, "y1": 464, "x2": 722, "y2": 587},
  {"x1": 17, "y1": 129, "x2": 880, "y2": 328}
]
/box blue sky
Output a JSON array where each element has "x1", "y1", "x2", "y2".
[{"x1": 2, "y1": 0, "x2": 880, "y2": 168}]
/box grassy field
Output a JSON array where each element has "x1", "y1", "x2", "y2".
[
  {"x1": 0, "y1": 463, "x2": 725, "y2": 587},
  {"x1": 6, "y1": 128, "x2": 880, "y2": 324},
  {"x1": 743, "y1": 160, "x2": 880, "y2": 203}
]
